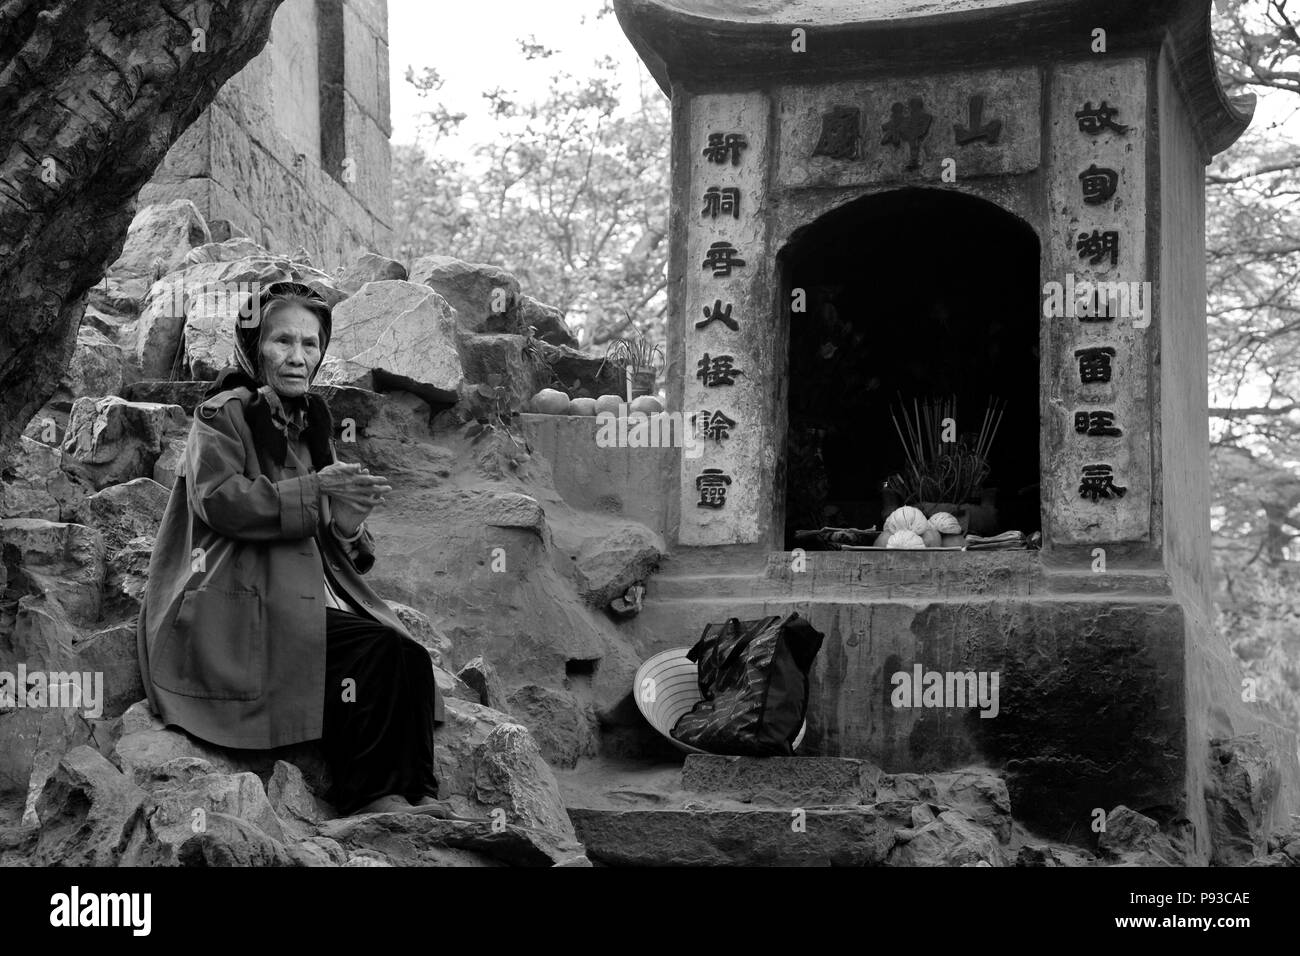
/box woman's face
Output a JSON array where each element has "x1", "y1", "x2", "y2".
[{"x1": 259, "y1": 304, "x2": 322, "y2": 398}]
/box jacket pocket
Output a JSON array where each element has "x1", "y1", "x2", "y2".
[{"x1": 152, "y1": 587, "x2": 265, "y2": 701}]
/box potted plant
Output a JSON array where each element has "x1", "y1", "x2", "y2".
[
  {"x1": 885, "y1": 395, "x2": 1006, "y2": 534},
  {"x1": 601, "y1": 321, "x2": 664, "y2": 401}
]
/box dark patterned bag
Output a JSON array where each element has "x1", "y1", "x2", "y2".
[{"x1": 671, "y1": 612, "x2": 824, "y2": 756}]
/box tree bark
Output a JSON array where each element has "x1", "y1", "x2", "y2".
[{"x1": 0, "y1": 0, "x2": 283, "y2": 462}]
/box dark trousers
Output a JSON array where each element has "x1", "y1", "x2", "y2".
[{"x1": 322, "y1": 607, "x2": 440, "y2": 814}]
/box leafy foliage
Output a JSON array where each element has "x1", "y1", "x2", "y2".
[
  {"x1": 393, "y1": 41, "x2": 670, "y2": 350},
  {"x1": 463, "y1": 373, "x2": 531, "y2": 469},
  {"x1": 1209, "y1": 0, "x2": 1300, "y2": 728}
]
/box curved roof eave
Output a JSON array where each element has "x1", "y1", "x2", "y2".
[{"x1": 614, "y1": 0, "x2": 1251, "y2": 158}]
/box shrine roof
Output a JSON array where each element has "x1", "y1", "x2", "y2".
[{"x1": 615, "y1": 0, "x2": 1253, "y2": 157}]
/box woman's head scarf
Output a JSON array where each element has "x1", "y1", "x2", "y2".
[
  {"x1": 233, "y1": 279, "x2": 333, "y2": 385},
  {"x1": 202, "y1": 278, "x2": 336, "y2": 470}
]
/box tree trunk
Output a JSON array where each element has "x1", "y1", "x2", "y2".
[{"x1": 0, "y1": 0, "x2": 283, "y2": 462}]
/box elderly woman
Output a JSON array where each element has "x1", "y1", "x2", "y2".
[{"x1": 137, "y1": 279, "x2": 449, "y2": 816}]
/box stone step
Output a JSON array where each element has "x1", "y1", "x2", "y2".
[
  {"x1": 563, "y1": 758, "x2": 1017, "y2": 865},
  {"x1": 681, "y1": 754, "x2": 880, "y2": 805},
  {"x1": 568, "y1": 806, "x2": 895, "y2": 866}
]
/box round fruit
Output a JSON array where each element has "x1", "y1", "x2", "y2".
[
  {"x1": 929, "y1": 512, "x2": 962, "y2": 535},
  {"x1": 883, "y1": 506, "x2": 930, "y2": 536},
  {"x1": 885, "y1": 530, "x2": 926, "y2": 549},
  {"x1": 568, "y1": 397, "x2": 597, "y2": 416},
  {"x1": 593, "y1": 394, "x2": 623, "y2": 416},
  {"x1": 531, "y1": 388, "x2": 570, "y2": 415},
  {"x1": 629, "y1": 395, "x2": 664, "y2": 414},
  {"x1": 920, "y1": 528, "x2": 942, "y2": 548}
]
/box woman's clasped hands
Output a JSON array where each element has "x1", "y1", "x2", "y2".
[{"x1": 317, "y1": 462, "x2": 393, "y2": 535}]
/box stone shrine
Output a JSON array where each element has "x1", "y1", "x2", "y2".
[{"x1": 604, "y1": 0, "x2": 1300, "y2": 859}]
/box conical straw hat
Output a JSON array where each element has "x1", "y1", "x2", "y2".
[{"x1": 633, "y1": 648, "x2": 806, "y2": 754}]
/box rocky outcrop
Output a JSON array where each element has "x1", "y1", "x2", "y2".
[
  {"x1": 410, "y1": 255, "x2": 522, "y2": 334},
  {"x1": 0, "y1": 437, "x2": 87, "y2": 521},
  {"x1": 456, "y1": 333, "x2": 543, "y2": 407},
  {"x1": 517, "y1": 295, "x2": 578, "y2": 347},
  {"x1": 107, "y1": 200, "x2": 213, "y2": 300},
  {"x1": 535, "y1": 341, "x2": 626, "y2": 399},
  {"x1": 1253, "y1": 819, "x2": 1300, "y2": 866},
  {"x1": 386, "y1": 601, "x2": 454, "y2": 667},
  {"x1": 886, "y1": 807, "x2": 1007, "y2": 866},
  {"x1": 434, "y1": 699, "x2": 577, "y2": 839},
  {"x1": 1, "y1": 518, "x2": 106, "y2": 625},
  {"x1": 60, "y1": 397, "x2": 188, "y2": 491},
  {"x1": 70, "y1": 478, "x2": 170, "y2": 551},
  {"x1": 60, "y1": 326, "x2": 128, "y2": 408},
  {"x1": 318, "y1": 280, "x2": 464, "y2": 394},
  {"x1": 875, "y1": 768, "x2": 1013, "y2": 843},
  {"x1": 457, "y1": 657, "x2": 509, "y2": 711},
  {"x1": 335, "y1": 252, "x2": 408, "y2": 294},
  {"x1": 566, "y1": 522, "x2": 664, "y2": 609},
  {"x1": 6, "y1": 694, "x2": 591, "y2": 867},
  {"x1": 32, "y1": 747, "x2": 150, "y2": 867},
  {"x1": 1096, "y1": 806, "x2": 1185, "y2": 866},
  {"x1": 505, "y1": 684, "x2": 599, "y2": 771},
  {"x1": 1207, "y1": 734, "x2": 1281, "y2": 865}
]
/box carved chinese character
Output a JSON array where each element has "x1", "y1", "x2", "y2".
[
  {"x1": 696, "y1": 468, "x2": 733, "y2": 508},
  {"x1": 701, "y1": 186, "x2": 740, "y2": 220},
  {"x1": 692, "y1": 409, "x2": 737, "y2": 443},
  {"x1": 1076, "y1": 286, "x2": 1116, "y2": 322},
  {"x1": 881, "y1": 97, "x2": 933, "y2": 170},
  {"x1": 813, "y1": 106, "x2": 861, "y2": 160},
  {"x1": 954, "y1": 94, "x2": 1002, "y2": 145},
  {"x1": 702, "y1": 241, "x2": 746, "y2": 278},
  {"x1": 696, "y1": 353, "x2": 744, "y2": 387},
  {"x1": 1074, "y1": 410, "x2": 1122, "y2": 437},
  {"x1": 702, "y1": 132, "x2": 748, "y2": 166},
  {"x1": 696, "y1": 300, "x2": 739, "y2": 332},
  {"x1": 1079, "y1": 464, "x2": 1127, "y2": 502},
  {"x1": 1075, "y1": 347, "x2": 1116, "y2": 385},
  {"x1": 1075, "y1": 101, "x2": 1130, "y2": 136},
  {"x1": 1077, "y1": 230, "x2": 1120, "y2": 267},
  {"x1": 1079, "y1": 164, "x2": 1119, "y2": 205}
]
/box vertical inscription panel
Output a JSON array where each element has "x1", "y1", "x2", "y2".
[
  {"x1": 680, "y1": 92, "x2": 770, "y2": 546},
  {"x1": 1046, "y1": 58, "x2": 1152, "y2": 545}
]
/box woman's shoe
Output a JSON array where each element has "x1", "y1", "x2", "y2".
[{"x1": 355, "y1": 794, "x2": 414, "y2": 814}]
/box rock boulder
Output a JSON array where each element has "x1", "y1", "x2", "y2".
[
  {"x1": 410, "y1": 255, "x2": 522, "y2": 333},
  {"x1": 60, "y1": 397, "x2": 188, "y2": 490},
  {"x1": 319, "y1": 280, "x2": 464, "y2": 394},
  {"x1": 336, "y1": 252, "x2": 408, "y2": 294},
  {"x1": 107, "y1": 200, "x2": 212, "y2": 299}
]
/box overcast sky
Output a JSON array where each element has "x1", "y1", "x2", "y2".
[{"x1": 387, "y1": 0, "x2": 657, "y2": 149}]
